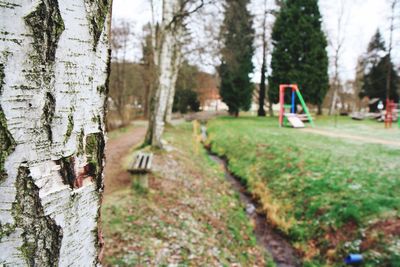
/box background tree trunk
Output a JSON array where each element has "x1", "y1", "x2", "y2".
[
  {"x1": 258, "y1": 0, "x2": 269, "y2": 117},
  {"x1": 146, "y1": 0, "x2": 184, "y2": 147},
  {"x1": 328, "y1": 0, "x2": 346, "y2": 116},
  {"x1": 386, "y1": 0, "x2": 398, "y2": 104},
  {"x1": 0, "y1": 1, "x2": 111, "y2": 265},
  {"x1": 164, "y1": 28, "x2": 183, "y2": 124}
]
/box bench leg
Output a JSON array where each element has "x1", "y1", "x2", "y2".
[
  {"x1": 131, "y1": 173, "x2": 149, "y2": 192},
  {"x1": 139, "y1": 174, "x2": 149, "y2": 189}
]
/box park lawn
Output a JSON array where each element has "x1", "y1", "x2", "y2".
[
  {"x1": 102, "y1": 123, "x2": 274, "y2": 266},
  {"x1": 315, "y1": 115, "x2": 400, "y2": 143},
  {"x1": 207, "y1": 116, "x2": 400, "y2": 266}
]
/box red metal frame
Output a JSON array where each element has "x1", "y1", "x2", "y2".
[
  {"x1": 279, "y1": 84, "x2": 298, "y2": 127},
  {"x1": 385, "y1": 99, "x2": 395, "y2": 128}
]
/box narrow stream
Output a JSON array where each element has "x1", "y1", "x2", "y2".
[{"x1": 207, "y1": 153, "x2": 301, "y2": 267}]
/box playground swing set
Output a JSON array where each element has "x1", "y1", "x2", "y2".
[
  {"x1": 278, "y1": 84, "x2": 399, "y2": 129},
  {"x1": 278, "y1": 84, "x2": 315, "y2": 128}
]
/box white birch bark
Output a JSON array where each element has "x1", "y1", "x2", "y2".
[
  {"x1": 0, "y1": 0, "x2": 111, "y2": 266},
  {"x1": 147, "y1": 0, "x2": 183, "y2": 147},
  {"x1": 164, "y1": 30, "x2": 183, "y2": 124}
]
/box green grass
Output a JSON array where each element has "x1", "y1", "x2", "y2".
[
  {"x1": 207, "y1": 116, "x2": 400, "y2": 266},
  {"x1": 315, "y1": 115, "x2": 400, "y2": 142}
]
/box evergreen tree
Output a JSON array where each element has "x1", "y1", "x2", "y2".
[
  {"x1": 173, "y1": 61, "x2": 201, "y2": 114},
  {"x1": 218, "y1": 0, "x2": 255, "y2": 116},
  {"x1": 359, "y1": 32, "x2": 399, "y2": 111},
  {"x1": 360, "y1": 55, "x2": 399, "y2": 111},
  {"x1": 363, "y1": 30, "x2": 386, "y2": 70},
  {"x1": 268, "y1": 0, "x2": 329, "y2": 114}
]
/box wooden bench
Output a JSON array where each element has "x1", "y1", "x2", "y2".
[{"x1": 128, "y1": 152, "x2": 153, "y2": 189}]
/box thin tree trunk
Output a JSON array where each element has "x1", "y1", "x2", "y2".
[
  {"x1": 0, "y1": 1, "x2": 111, "y2": 265},
  {"x1": 143, "y1": 81, "x2": 152, "y2": 119},
  {"x1": 328, "y1": 0, "x2": 345, "y2": 116},
  {"x1": 258, "y1": 0, "x2": 268, "y2": 117},
  {"x1": 268, "y1": 99, "x2": 274, "y2": 116},
  {"x1": 329, "y1": 81, "x2": 339, "y2": 115},
  {"x1": 258, "y1": 61, "x2": 267, "y2": 116},
  {"x1": 317, "y1": 104, "x2": 323, "y2": 115},
  {"x1": 386, "y1": 1, "x2": 397, "y2": 104},
  {"x1": 142, "y1": 34, "x2": 155, "y2": 120}
]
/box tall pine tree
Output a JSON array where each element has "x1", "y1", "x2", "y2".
[
  {"x1": 364, "y1": 30, "x2": 386, "y2": 68},
  {"x1": 219, "y1": 0, "x2": 255, "y2": 116},
  {"x1": 359, "y1": 31, "x2": 399, "y2": 111},
  {"x1": 268, "y1": 0, "x2": 329, "y2": 114}
]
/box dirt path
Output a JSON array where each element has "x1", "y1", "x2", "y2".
[
  {"x1": 104, "y1": 125, "x2": 146, "y2": 195},
  {"x1": 301, "y1": 128, "x2": 400, "y2": 147}
]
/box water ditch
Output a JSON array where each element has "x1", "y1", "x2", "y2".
[{"x1": 202, "y1": 127, "x2": 301, "y2": 267}]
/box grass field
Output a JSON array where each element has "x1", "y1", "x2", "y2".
[{"x1": 207, "y1": 116, "x2": 400, "y2": 266}]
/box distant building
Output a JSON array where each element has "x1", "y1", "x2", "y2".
[{"x1": 196, "y1": 72, "x2": 228, "y2": 111}]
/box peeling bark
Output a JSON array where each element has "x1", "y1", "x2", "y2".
[{"x1": 0, "y1": 0, "x2": 111, "y2": 265}]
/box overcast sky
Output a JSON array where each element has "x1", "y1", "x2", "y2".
[{"x1": 112, "y1": 0, "x2": 400, "y2": 82}]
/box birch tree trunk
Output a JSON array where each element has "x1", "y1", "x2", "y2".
[
  {"x1": 164, "y1": 29, "x2": 183, "y2": 124},
  {"x1": 146, "y1": 0, "x2": 183, "y2": 147},
  {"x1": 0, "y1": 0, "x2": 111, "y2": 266}
]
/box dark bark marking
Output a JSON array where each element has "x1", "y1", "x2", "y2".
[
  {"x1": 0, "y1": 63, "x2": 5, "y2": 95},
  {"x1": 24, "y1": 0, "x2": 65, "y2": 64},
  {"x1": 41, "y1": 92, "x2": 55, "y2": 143},
  {"x1": 84, "y1": 0, "x2": 110, "y2": 51},
  {"x1": 85, "y1": 133, "x2": 105, "y2": 191},
  {"x1": 96, "y1": 85, "x2": 106, "y2": 94},
  {"x1": 76, "y1": 128, "x2": 85, "y2": 156},
  {"x1": 64, "y1": 112, "x2": 74, "y2": 143},
  {"x1": 0, "y1": 106, "x2": 16, "y2": 184},
  {"x1": 0, "y1": 2, "x2": 22, "y2": 9},
  {"x1": 102, "y1": 48, "x2": 111, "y2": 130},
  {"x1": 24, "y1": 0, "x2": 65, "y2": 146},
  {"x1": 56, "y1": 156, "x2": 76, "y2": 189},
  {"x1": 13, "y1": 166, "x2": 63, "y2": 266}
]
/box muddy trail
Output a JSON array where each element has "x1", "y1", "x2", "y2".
[{"x1": 207, "y1": 154, "x2": 301, "y2": 267}]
